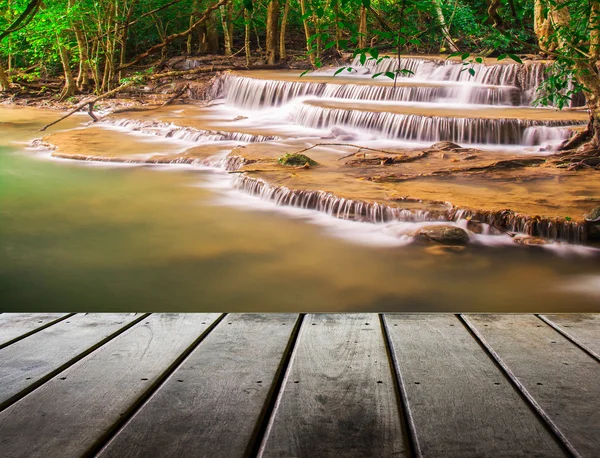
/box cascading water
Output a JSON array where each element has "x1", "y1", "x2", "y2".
[
  {"x1": 290, "y1": 102, "x2": 579, "y2": 145},
  {"x1": 58, "y1": 56, "x2": 591, "y2": 245}
]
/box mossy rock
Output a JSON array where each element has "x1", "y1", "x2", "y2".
[{"x1": 278, "y1": 153, "x2": 318, "y2": 167}]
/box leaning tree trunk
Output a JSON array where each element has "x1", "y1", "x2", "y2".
[
  {"x1": 432, "y1": 0, "x2": 459, "y2": 53},
  {"x1": 266, "y1": 0, "x2": 280, "y2": 64},
  {"x1": 0, "y1": 60, "x2": 10, "y2": 91}
]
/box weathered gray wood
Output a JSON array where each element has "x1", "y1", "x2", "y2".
[
  {"x1": 0, "y1": 313, "x2": 142, "y2": 410},
  {"x1": 0, "y1": 313, "x2": 222, "y2": 458},
  {"x1": 0, "y1": 313, "x2": 71, "y2": 347},
  {"x1": 258, "y1": 314, "x2": 409, "y2": 458},
  {"x1": 384, "y1": 314, "x2": 566, "y2": 457},
  {"x1": 466, "y1": 314, "x2": 600, "y2": 456},
  {"x1": 98, "y1": 314, "x2": 299, "y2": 458},
  {"x1": 540, "y1": 314, "x2": 600, "y2": 360}
]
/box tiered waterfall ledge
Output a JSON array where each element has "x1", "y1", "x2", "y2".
[{"x1": 0, "y1": 313, "x2": 599, "y2": 457}]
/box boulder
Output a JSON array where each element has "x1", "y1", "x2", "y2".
[{"x1": 414, "y1": 225, "x2": 470, "y2": 245}]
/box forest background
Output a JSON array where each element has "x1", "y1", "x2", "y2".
[{"x1": 0, "y1": 0, "x2": 598, "y2": 149}]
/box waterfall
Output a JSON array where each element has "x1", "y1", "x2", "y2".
[
  {"x1": 98, "y1": 118, "x2": 281, "y2": 143},
  {"x1": 214, "y1": 57, "x2": 586, "y2": 110},
  {"x1": 219, "y1": 74, "x2": 519, "y2": 109},
  {"x1": 348, "y1": 56, "x2": 586, "y2": 107},
  {"x1": 234, "y1": 175, "x2": 587, "y2": 243},
  {"x1": 290, "y1": 102, "x2": 581, "y2": 145}
]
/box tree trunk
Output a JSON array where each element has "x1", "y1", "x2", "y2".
[
  {"x1": 534, "y1": 0, "x2": 555, "y2": 53},
  {"x1": 244, "y1": 8, "x2": 251, "y2": 66},
  {"x1": 74, "y1": 27, "x2": 89, "y2": 89},
  {"x1": 486, "y1": 0, "x2": 503, "y2": 28},
  {"x1": 118, "y1": 1, "x2": 137, "y2": 83},
  {"x1": 590, "y1": 0, "x2": 600, "y2": 62},
  {"x1": 432, "y1": 0, "x2": 459, "y2": 53},
  {"x1": 206, "y1": 13, "x2": 219, "y2": 53},
  {"x1": 68, "y1": 0, "x2": 89, "y2": 90},
  {"x1": 358, "y1": 6, "x2": 367, "y2": 49},
  {"x1": 279, "y1": 0, "x2": 289, "y2": 59},
  {"x1": 551, "y1": 0, "x2": 600, "y2": 149},
  {"x1": 187, "y1": 0, "x2": 200, "y2": 54},
  {"x1": 299, "y1": 0, "x2": 314, "y2": 65},
  {"x1": 0, "y1": 60, "x2": 10, "y2": 91},
  {"x1": 57, "y1": 35, "x2": 77, "y2": 100},
  {"x1": 266, "y1": 0, "x2": 280, "y2": 64},
  {"x1": 220, "y1": 4, "x2": 232, "y2": 55}
]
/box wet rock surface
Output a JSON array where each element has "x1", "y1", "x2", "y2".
[{"x1": 414, "y1": 225, "x2": 470, "y2": 245}]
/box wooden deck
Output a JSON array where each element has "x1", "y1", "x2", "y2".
[{"x1": 0, "y1": 313, "x2": 599, "y2": 457}]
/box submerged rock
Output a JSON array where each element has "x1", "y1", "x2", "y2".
[
  {"x1": 278, "y1": 153, "x2": 319, "y2": 167},
  {"x1": 330, "y1": 127, "x2": 357, "y2": 141},
  {"x1": 414, "y1": 225, "x2": 470, "y2": 245},
  {"x1": 511, "y1": 234, "x2": 548, "y2": 246},
  {"x1": 430, "y1": 141, "x2": 462, "y2": 151}
]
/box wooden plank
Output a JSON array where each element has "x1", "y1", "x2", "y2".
[
  {"x1": 384, "y1": 314, "x2": 566, "y2": 457},
  {"x1": 98, "y1": 314, "x2": 299, "y2": 458},
  {"x1": 0, "y1": 313, "x2": 71, "y2": 348},
  {"x1": 258, "y1": 314, "x2": 409, "y2": 458},
  {"x1": 465, "y1": 314, "x2": 600, "y2": 456},
  {"x1": 0, "y1": 313, "x2": 143, "y2": 410},
  {"x1": 540, "y1": 314, "x2": 600, "y2": 360},
  {"x1": 0, "y1": 313, "x2": 222, "y2": 458}
]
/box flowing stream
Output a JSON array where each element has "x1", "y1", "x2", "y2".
[{"x1": 2, "y1": 56, "x2": 600, "y2": 312}]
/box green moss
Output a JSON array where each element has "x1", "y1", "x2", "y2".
[{"x1": 278, "y1": 153, "x2": 318, "y2": 167}]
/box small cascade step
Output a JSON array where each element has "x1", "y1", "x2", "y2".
[
  {"x1": 220, "y1": 74, "x2": 520, "y2": 109},
  {"x1": 291, "y1": 102, "x2": 584, "y2": 146},
  {"x1": 348, "y1": 55, "x2": 586, "y2": 107}
]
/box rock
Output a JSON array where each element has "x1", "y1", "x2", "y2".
[
  {"x1": 430, "y1": 141, "x2": 462, "y2": 151},
  {"x1": 414, "y1": 225, "x2": 470, "y2": 245},
  {"x1": 424, "y1": 245, "x2": 466, "y2": 255},
  {"x1": 465, "y1": 220, "x2": 504, "y2": 236},
  {"x1": 511, "y1": 234, "x2": 548, "y2": 246},
  {"x1": 278, "y1": 153, "x2": 319, "y2": 167},
  {"x1": 330, "y1": 127, "x2": 357, "y2": 141},
  {"x1": 584, "y1": 206, "x2": 600, "y2": 222}
]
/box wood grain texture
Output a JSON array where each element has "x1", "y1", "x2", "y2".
[
  {"x1": 466, "y1": 314, "x2": 600, "y2": 456},
  {"x1": 0, "y1": 313, "x2": 222, "y2": 458},
  {"x1": 384, "y1": 314, "x2": 566, "y2": 457},
  {"x1": 0, "y1": 313, "x2": 70, "y2": 347},
  {"x1": 0, "y1": 313, "x2": 142, "y2": 409},
  {"x1": 98, "y1": 314, "x2": 299, "y2": 458},
  {"x1": 259, "y1": 313, "x2": 409, "y2": 458},
  {"x1": 540, "y1": 314, "x2": 600, "y2": 359}
]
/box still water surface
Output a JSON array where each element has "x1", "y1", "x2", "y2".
[{"x1": 1, "y1": 107, "x2": 599, "y2": 312}]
